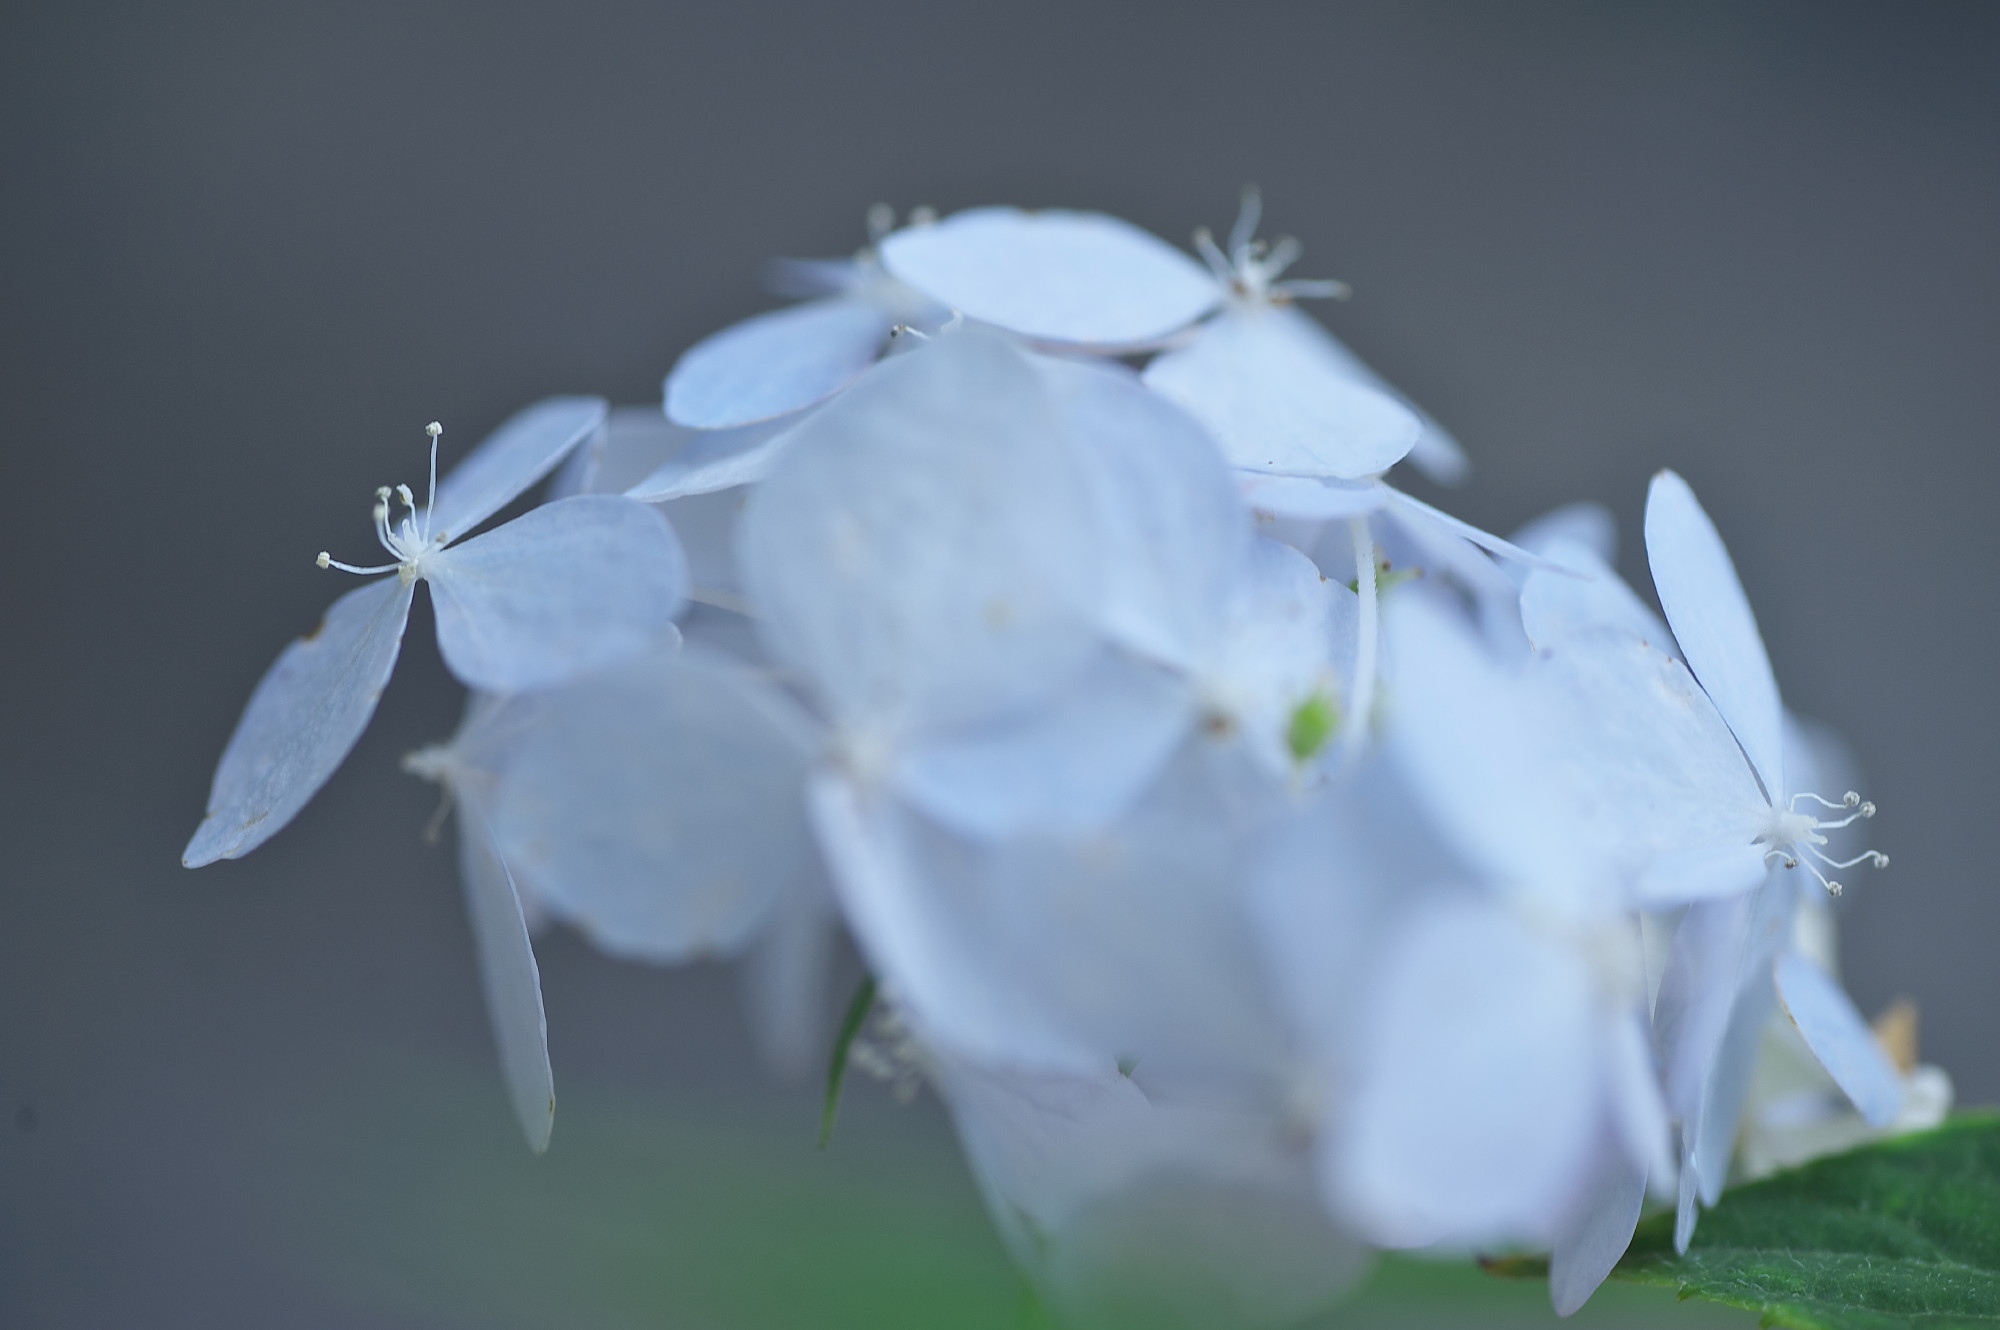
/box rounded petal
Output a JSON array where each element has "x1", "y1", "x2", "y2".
[
  {"x1": 738, "y1": 326, "x2": 1103, "y2": 739},
  {"x1": 1519, "y1": 539, "x2": 1670, "y2": 652},
  {"x1": 1774, "y1": 951, "x2": 1904, "y2": 1127},
  {"x1": 183, "y1": 576, "x2": 415, "y2": 866},
  {"x1": 1549, "y1": 1144, "x2": 1647, "y2": 1316},
  {"x1": 1645, "y1": 470, "x2": 1786, "y2": 798},
  {"x1": 426, "y1": 495, "x2": 687, "y2": 693},
  {"x1": 456, "y1": 805, "x2": 554, "y2": 1153},
  {"x1": 664, "y1": 297, "x2": 890, "y2": 429},
  {"x1": 891, "y1": 651, "x2": 1192, "y2": 841},
  {"x1": 1043, "y1": 355, "x2": 1250, "y2": 669},
  {"x1": 486, "y1": 649, "x2": 820, "y2": 962},
  {"x1": 427, "y1": 396, "x2": 608, "y2": 544},
  {"x1": 1142, "y1": 306, "x2": 1422, "y2": 479},
  {"x1": 880, "y1": 207, "x2": 1219, "y2": 347},
  {"x1": 1329, "y1": 896, "x2": 1602, "y2": 1245},
  {"x1": 625, "y1": 420, "x2": 797, "y2": 502}
]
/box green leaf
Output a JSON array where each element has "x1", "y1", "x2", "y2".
[
  {"x1": 818, "y1": 972, "x2": 878, "y2": 1150},
  {"x1": 1490, "y1": 1115, "x2": 2000, "y2": 1329}
]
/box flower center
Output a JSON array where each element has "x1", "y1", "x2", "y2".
[
  {"x1": 1759, "y1": 790, "x2": 1887, "y2": 898},
  {"x1": 1193, "y1": 188, "x2": 1352, "y2": 308},
  {"x1": 315, "y1": 421, "x2": 445, "y2": 584}
]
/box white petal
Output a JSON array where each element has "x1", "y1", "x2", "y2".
[
  {"x1": 1645, "y1": 470, "x2": 1787, "y2": 798},
  {"x1": 892, "y1": 651, "x2": 1192, "y2": 841},
  {"x1": 456, "y1": 805, "x2": 554, "y2": 1153},
  {"x1": 1533, "y1": 632, "x2": 1771, "y2": 894},
  {"x1": 738, "y1": 326, "x2": 1103, "y2": 739},
  {"x1": 1143, "y1": 306, "x2": 1422, "y2": 479},
  {"x1": 1549, "y1": 1144, "x2": 1647, "y2": 1317},
  {"x1": 664, "y1": 297, "x2": 889, "y2": 429},
  {"x1": 625, "y1": 420, "x2": 796, "y2": 502},
  {"x1": 737, "y1": 882, "x2": 838, "y2": 1081},
  {"x1": 1199, "y1": 538, "x2": 1354, "y2": 775},
  {"x1": 1237, "y1": 474, "x2": 1389, "y2": 521},
  {"x1": 486, "y1": 649, "x2": 819, "y2": 963},
  {"x1": 1632, "y1": 841, "x2": 1773, "y2": 906},
  {"x1": 1510, "y1": 501, "x2": 1618, "y2": 566},
  {"x1": 1774, "y1": 951, "x2": 1904, "y2": 1127},
  {"x1": 1277, "y1": 309, "x2": 1471, "y2": 485},
  {"x1": 880, "y1": 207, "x2": 1219, "y2": 347},
  {"x1": 1382, "y1": 486, "x2": 1572, "y2": 574},
  {"x1": 1519, "y1": 539, "x2": 1670, "y2": 651},
  {"x1": 427, "y1": 397, "x2": 608, "y2": 544},
  {"x1": 561, "y1": 406, "x2": 700, "y2": 497},
  {"x1": 1383, "y1": 596, "x2": 1597, "y2": 896},
  {"x1": 1043, "y1": 354, "x2": 1249, "y2": 669},
  {"x1": 1331, "y1": 897, "x2": 1601, "y2": 1245},
  {"x1": 426, "y1": 495, "x2": 687, "y2": 693},
  {"x1": 184, "y1": 577, "x2": 415, "y2": 866}
]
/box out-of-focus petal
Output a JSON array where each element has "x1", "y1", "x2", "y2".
[
  {"x1": 456, "y1": 804, "x2": 554, "y2": 1153},
  {"x1": 664, "y1": 297, "x2": 890, "y2": 429},
  {"x1": 881, "y1": 207, "x2": 1219, "y2": 348}
]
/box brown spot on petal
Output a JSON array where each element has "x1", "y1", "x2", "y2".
[{"x1": 1872, "y1": 997, "x2": 1920, "y2": 1075}]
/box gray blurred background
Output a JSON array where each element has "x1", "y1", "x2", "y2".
[{"x1": 2, "y1": 3, "x2": 1994, "y2": 1326}]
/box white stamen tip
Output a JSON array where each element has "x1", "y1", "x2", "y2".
[
  {"x1": 1842, "y1": 791, "x2": 1861, "y2": 807},
  {"x1": 1860, "y1": 802, "x2": 1877, "y2": 818},
  {"x1": 315, "y1": 551, "x2": 330, "y2": 568},
  {"x1": 1873, "y1": 852, "x2": 1890, "y2": 868},
  {"x1": 425, "y1": 421, "x2": 442, "y2": 438},
  {"x1": 375, "y1": 486, "x2": 392, "y2": 501},
  {"x1": 372, "y1": 503, "x2": 390, "y2": 522},
  {"x1": 396, "y1": 483, "x2": 415, "y2": 508},
  {"x1": 1827, "y1": 881, "x2": 1844, "y2": 898}
]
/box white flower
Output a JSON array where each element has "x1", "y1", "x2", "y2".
[{"x1": 183, "y1": 398, "x2": 688, "y2": 866}]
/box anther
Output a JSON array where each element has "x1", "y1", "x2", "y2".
[
  {"x1": 315, "y1": 552, "x2": 330, "y2": 568},
  {"x1": 1828, "y1": 881, "x2": 1844, "y2": 898},
  {"x1": 425, "y1": 422, "x2": 442, "y2": 438},
  {"x1": 396, "y1": 483, "x2": 415, "y2": 510},
  {"x1": 375, "y1": 486, "x2": 392, "y2": 501}
]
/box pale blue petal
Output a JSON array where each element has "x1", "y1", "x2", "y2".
[
  {"x1": 880, "y1": 207, "x2": 1219, "y2": 347},
  {"x1": 1237, "y1": 474, "x2": 1389, "y2": 521},
  {"x1": 1383, "y1": 596, "x2": 1596, "y2": 895},
  {"x1": 1044, "y1": 355, "x2": 1249, "y2": 669},
  {"x1": 1534, "y1": 632, "x2": 1771, "y2": 892},
  {"x1": 184, "y1": 576, "x2": 415, "y2": 866},
  {"x1": 1774, "y1": 951, "x2": 1904, "y2": 1127},
  {"x1": 456, "y1": 804, "x2": 554, "y2": 1153},
  {"x1": 1200, "y1": 538, "x2": 1352, "y2": 775},
  {"x1": 1405, "y1": 426, "x2": 1471, "y2": 486},
  {"x1": 427, "y1": 397, "x2": 608, "y2": 544},
  {"x1": 488, "y1": 649, "x2": 820, "y2": 962},
  {"x1": 562, "y1": 406, "x2": 699, "y2": 497},
  {"x1": 625, "y1": 419, "x2": 797, "y2": 502},
  {"x1": 1520, "y1": 539, "x2": 1671, "y2": 652},
  {"x1": 664, "y1": 296, "x2": 890, "y2": 429},
  {"x1": 1142, "y1": 307, "x2": 1422, "y2": 479},
  {"x1": 1331, "y1": 896, "x2": 1601, "y2": 1245},
  {"x1": 1633, "y1": 841, "x2": 1772, "y2": 907},
  {"x1": 808, "y1": 773, "x2": 1097, "y2": 1071},
  {"x1": 1510, "y1": 501, "x2": 1617, "y2": 565},
  {"x1": 739, "y1": 326, "x2": 1103, "y2": 739},
  {"x1": 426, "y1": 495, "x2": 688, "y2": 693},
  {"x1": 892, "y1": 651, "x2": 1192, "y2": 841},
  {"x1": 1382, "y1": 486, "x2": 1572, "y2": 574},
  {"x1": 1645, "y1": 470, "x2": 1787, "y2": 799},
  {"x1": 737, "y1": 881, "x2": 838, "y2": 1082},
  {"x1": 1277, "y1": 308, "x2": 1470, "y2": 485},
  {"x1": 1694, "y1": 972, "x2": 1777, "y2": 1204},
  {"x1": 1549, "y1": 1144, "x2": 1647, "y2": 1317}
]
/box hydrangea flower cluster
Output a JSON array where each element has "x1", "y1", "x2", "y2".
[{"x1": 185, "y1": 196, "x2": 1950, "y2": 1326}]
